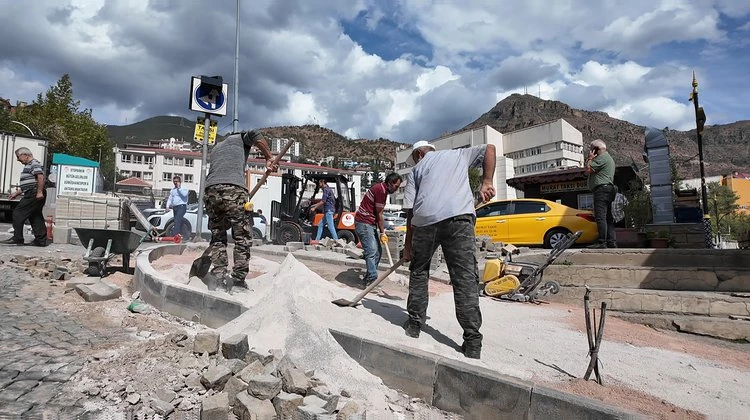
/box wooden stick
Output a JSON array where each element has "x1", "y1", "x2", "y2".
[{"x1": 247, "y1": 139, "x2": 295, "y2": 201}]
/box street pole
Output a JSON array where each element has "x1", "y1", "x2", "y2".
[
  {"x1": 690, "y1": 73, "x2": 708, "y2": 214},
  {"x1": 10, "y1": 120, "x2": 34, "y2": 136},
  {"x1": 194, "y1": 114, "x2": 210, "y2": 241},
  {"x1": 690, "y1": 71, "x2": 712, "y2": 248},
  {"x1": 232, "y1": 0, "x2": 240, "y2": 133}
]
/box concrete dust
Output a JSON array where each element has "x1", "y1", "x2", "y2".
[{"x1": 151, "y1": 252, "x2": 750, "y2": 419}]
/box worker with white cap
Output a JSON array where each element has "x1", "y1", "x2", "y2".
[{"x1": 401, "y1": 139, "x2": 496, "y2": 359}]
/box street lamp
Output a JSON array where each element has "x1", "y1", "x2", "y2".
[{"x1": 10, "y1": 121, "x2": 34, "y2": 136}]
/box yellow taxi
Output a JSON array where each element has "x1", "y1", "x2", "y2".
[{"x1": 475, "y1": 198, "x2": 598, "y2": 248}]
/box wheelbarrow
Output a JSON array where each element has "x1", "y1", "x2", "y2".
[{"x1": 74, "y1": 228, "x2": 182, "y2": 277}]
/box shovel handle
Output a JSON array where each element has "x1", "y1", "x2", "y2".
[
  {"x1": 348, "y1": 258, "x2": 404, "y2": 305},
  {"x1": 247, "y1": 139, "x2": 296, "y2": 201}
]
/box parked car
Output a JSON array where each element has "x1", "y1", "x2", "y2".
[
  {"x1": 147, "y1": 203, "x2": 266, "y2": 240},
  {"x1": 474, "y1": 198, "x2": 598, "y2": 248}
]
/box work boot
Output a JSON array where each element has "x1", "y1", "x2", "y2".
[
  {"x1": 586, "y1": 243, "x2": 607, "y2": 249},
  {"x1": 232, "y1": 278, "x2": 248, "y2": 289},
  {"x1": 0, "y1": 238, "x2": 24, "y2": 245},
  {"x1": 402, "y1": 320, "x2": 421, "y2": 338},
  {"x1": 461, "y1": 342, "x2": 482, "y2": 359},
  {"x1": 31, "y1": 239, "x2": 49, "y2": 247}
]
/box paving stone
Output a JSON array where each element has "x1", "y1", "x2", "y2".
[
  {"x1": 194, "y1": 331, "x2": 220, "y2": 355},
  {"x1": 281, "y1": 366, "x2": 311, "y2": 395},
  {"x1": 75, "y1": 280, "x2": 122, "y2": 302},
  {"x1": 234, "y1": 392, "x2": 277, "y2": 420},
  {"x1": 151, "y1": 398, "x2": 175, "y2": 416},
  {"x1": 246, "y1": 374, "x2": 283, "y2": 400},
  {"x1": 0, "y1": 379, "x2": 38, "y2": 401},
  {"x1": 224, "y1": 376, "x2": 248, "y2": 406},
  {"x1": 222, "y1": 358, "x2": 247, "y2": 374},
  {"x1": 200, "y1": 365, "x2": 233, "y2": 391},
  {"x1": 221, "y1": 333, "x2": 249, "y2": 360},
  {"x1": 0, "y1": 400, "x2": 33, "y2": 417},
  {"x1": 201, "y1": 391, "x2": 230, "y2": 420},
  {"x1": 273, "y1": 391, "x2": 305, "y2": 419},
  {"x1": 238, "y1": 360, "x2": 266, "y2": 382},
  {"x1": 18, "y1": 382, "x2": 62, "y2": 404}
]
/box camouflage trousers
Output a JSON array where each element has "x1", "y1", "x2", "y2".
[
  {"x1": 407, "y1": 214, "x2": 483, "y2": 346},
  {"x1": 204, "y1": 184, "x2": 254, "y2": 282}
]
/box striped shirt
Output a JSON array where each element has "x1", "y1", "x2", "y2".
[{"x1": 19, "y1": 158, "x2": 44, "y2": 193}]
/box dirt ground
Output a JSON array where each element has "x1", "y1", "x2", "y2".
[{"x1": 254, "y1": 254, "x2": 748, "y2": 419}]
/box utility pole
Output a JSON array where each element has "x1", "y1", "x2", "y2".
[
  {"x1": 689, "y1": 71, "x2": 708, "y2": 214},
  {"x1": 689, "y1": 71, "x2": 712, "y2": 248},
  {"x1": 232, "y1": 0, "x2": 240, "y2": 133}
]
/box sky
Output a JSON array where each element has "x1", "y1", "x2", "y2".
[{"x1": 1, "y1": 0, "x2": 748, "y2": 143}]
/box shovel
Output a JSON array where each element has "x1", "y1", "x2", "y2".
[
  {"x1": 332, "y1": 258, "x2": 405, "y2": 307},
  {"x1": 189, "y1": 138, "x2": 296, "y2": 285}
]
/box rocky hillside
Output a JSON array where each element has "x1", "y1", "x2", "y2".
[
  {"x1": 258, "y1": 125, "x2": 404, "y2": 164},
  {"x1": 462, "y1": 94, "x2": 749, "y2": 177}
]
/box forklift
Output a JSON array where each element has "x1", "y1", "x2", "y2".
[{"x1": 270, "y1": 173, "x2": 358, "y2": 245}]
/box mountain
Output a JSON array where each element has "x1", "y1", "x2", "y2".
[
  {"x1": 257, "y1": 125, "x2": 403, "y2": 164},
  {"x1": 107, "y1": 116, "x2": 196, "y2": 146},
  {"x1": 107, "y1": 118, "x2": 406, "y2": 165},
  {"x1": 108, "y1": 95, "x2": 749, "y2": 177},
  {"x1": 462, "y1": 94, "x2": 749, "y2": 178}
]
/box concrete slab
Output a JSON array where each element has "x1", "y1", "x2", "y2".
[
  {"x1": 75, "y1": 280, "x2": 122, "y2": 302},
  {"x1": 529, "y1": 385, "x2": 645, "y2": 420}
]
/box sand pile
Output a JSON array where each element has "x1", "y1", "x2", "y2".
[{"x1": 217, "y1": 254, "x2": 393, "y2": 413}]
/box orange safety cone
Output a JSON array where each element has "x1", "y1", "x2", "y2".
[{"x1": 46, "y1": 215, "x2": 54, "y2": 240}]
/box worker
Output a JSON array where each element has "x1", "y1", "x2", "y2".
[
  {"x1": 166, "y1": 175, "x2": 188, "y2": 237},
  {"x1": 1, "y1": 147, "x2": 48, "y2": 247},
  {"x1": 402, "y1": 140, "x2": 496, "y2": 359},
  {"x1": 310, "y1": 178, "x2": 338, "y2": 242},
  {"x1": 354, "y1": 173, "x2": 403, "y2": 287},
  {"x1": 585, "y1": 139, "x2": 617, "y2": 248},
  {"x1": 204, "y1": 130, "x2": 276, "y2": 291}
]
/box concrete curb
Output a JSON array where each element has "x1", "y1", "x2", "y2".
[
  {"x1": 133, "y1": 244, "x2": 247, "y2": 328},
  {"x1": 330, "y1": 329, "x2": 647, "y2": 420},
  {"x1": 136, "y1": 245, "x2": 646, "y2": 419}
]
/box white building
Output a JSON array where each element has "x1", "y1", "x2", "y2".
[
  {"x1": 394, "y1": 119, "x2": 584, "y2": 205},
  {"x1": 115, "y1": 145, "x2": 202, "y2": 197}
]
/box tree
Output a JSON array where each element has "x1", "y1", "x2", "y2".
[
  {"x1": 11, "y1": 74, "x2": 117, "y2": 189},
  {"x1": 707, "y1": 181, "x2": 739, "y2": 243}
]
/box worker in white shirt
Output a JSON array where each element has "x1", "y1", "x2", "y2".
[{"x1": 167, "y1": 175, "x2": 189, "y2": 236}]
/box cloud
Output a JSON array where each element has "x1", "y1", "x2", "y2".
[{"x1": 0, "y1": 0, "x2": 746, "y2": 146}]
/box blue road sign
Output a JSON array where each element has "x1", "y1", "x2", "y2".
[{"x1": 189, "y1": 76, "x2": 228, "y2": 116}]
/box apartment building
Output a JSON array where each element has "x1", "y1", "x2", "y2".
[
  {"x1": 393, "y1": 119, "x2": 584, "y2": 205},
  {"x1": 115, "y1": 143, "x2": 202, "y2": 197}
]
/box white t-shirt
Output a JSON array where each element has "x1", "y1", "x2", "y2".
[{"x1": 403, "y1": 145, "x2": 486, "y2": 227}]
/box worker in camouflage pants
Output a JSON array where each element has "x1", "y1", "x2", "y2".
[
  {"x1": 204, "y1": 130, "x2": 276, "y2": 291},
  {"x1": 205, "y1": 184, "x2": 254, "y2": 286},
  {"x1": 402, "y1": 140, "x2": 496, "y2": 359}
]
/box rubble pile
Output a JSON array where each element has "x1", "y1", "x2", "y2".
[{"x1": 72, "y1": 328, "x2": 447, "y2": 419}]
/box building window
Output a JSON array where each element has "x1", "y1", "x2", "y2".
[
  {"x1": 143, "y1": 172, "x2": 153, "y2": 181},
  {"x1": 122, "y1": 153, "x2": 132, "y2": 163},
  {"x1": 121, "y1": 170, "x2": 131, "y2": 177},
  {"x1": 184, "y1": 174, "x2": 193, "y2": 183},
  {"x1": 175, "y1": 157, "x2": 184, "y2": 166},
  {"x1": 132, "y1": 171, "x2": 142, "y2": 178},
  {"x1": 145, "y1": 156, "x2": 155, "y2": 165},
  {"x1": 164, "y1": 156, "x2": 173, "y2": 165},
  {"x1": 185, "y1": 158, "x2": 194, "y2": 167},
  {"x1": 163, "y1": 172, "x2": 172, "y2": 182},
  {"x1": 578, "y1": 194, "x2": 594, "y2": 211},
  {"x1": 133, "y1": 155, "x2": 143, "y2": 164}
]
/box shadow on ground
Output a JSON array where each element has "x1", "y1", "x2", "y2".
[{"x1": 361, "y1": 298, "x2": 461, "y2": 352}]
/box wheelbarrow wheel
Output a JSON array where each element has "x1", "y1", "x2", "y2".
[{"x1": 86, "y1": 246, "x2": 106, "y2": 277}]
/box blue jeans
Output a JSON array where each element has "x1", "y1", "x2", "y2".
[
  {"x1": 172, "y1": 204, "x2": 187, "y2": 236},
  {"x1": 315, "y1": 211, "x2": 338, "y2": 240},
  {"x1": 355, "y1": 222, "x2": 381, "y2": 283}
]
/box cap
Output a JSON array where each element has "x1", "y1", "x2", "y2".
[{"x1": 405, "y1": 140, "x2": 436, "y2": 166}]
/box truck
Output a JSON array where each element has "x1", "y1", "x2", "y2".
[{"x1": 0, "y1": 131, "x2": 49, "y2": 221}]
